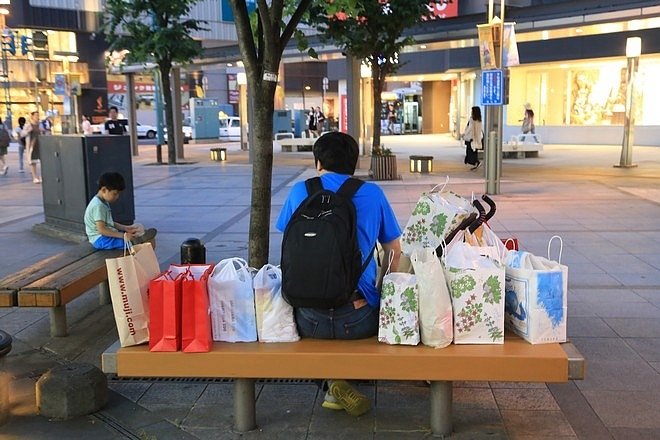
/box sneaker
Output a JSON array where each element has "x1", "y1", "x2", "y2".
[
  {"x1": 327, "y1": 380, "x2": 371, "y2": 417},
  {"x1": 1, "y1": 166, "x2": 7, "y2": 175},
  {"x1": 470, "y1": 161, "x2": 481, "y2": 171},
  {"x1": 19, "y1": 169, "x2": 24, "y2": 173},
  {"x1": 33, "y1": 177, "x2": 42, "y2": 184}
]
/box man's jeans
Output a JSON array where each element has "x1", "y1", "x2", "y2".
[{"x1": 295, "y1": 303, "x2": 378, "y2": 340}]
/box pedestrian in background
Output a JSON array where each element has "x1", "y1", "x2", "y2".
[
  {"x1": 23, "y1": 111, "x2": 42, "y2": 184},
  {"x1": 40, "y1": 113, "x2": 54, "y2": 135},
  {"x1": 14, "y1": 116, "x2": 26, "y2": 173},
  {"x1": 315, "y1": 106, "x2": 326, "y2": 133},
  {"x1": 307, "y1": 106, "x2": 318, "y2": 136},
  {"x1": 81, "y1": 115, "x2": 93, "y2": 135},
  {"x1": 0, "y1": 117, "x2": 10, "y2": 176},
  {"x1": 462, "y1": 106, "x2": 482, "y2": 170}
]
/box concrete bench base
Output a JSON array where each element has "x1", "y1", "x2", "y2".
[{"x1": 36, "y1": 363, "x2": 108, "y2": 420}]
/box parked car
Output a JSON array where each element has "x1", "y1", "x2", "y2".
[
  {"x1": 136, "y1": 123, "x2": 157, "y2": 139},
  {"x1": 163, "y1": 125, "x2": 193, "y2": 143},
  {"x1": 219, "y1": 116, "x2": 241, "y2": 141}
]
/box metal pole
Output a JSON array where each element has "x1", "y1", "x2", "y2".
[
  {"x1": 233, "y1": 379, "x2": 256, "y2": 432},
  {"x1": 429, "y1": 381, "x2": 453, "y2": 436},
  {"x1": 126, "y1": 73, "x2": 139, "y2": 156},
  {"x1": 615, "y1": 55, "x2": 638, "y2": 168}
]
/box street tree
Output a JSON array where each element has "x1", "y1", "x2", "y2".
[
  {"x1": 228, "y1": 0, "x2": 357, "y2": 268},
  {"x1": 311, "y1": 0, "x2": 451, "y2": 152},
  {"x1": 103, "y1": 0, "x2": 206, "y2": 164}
]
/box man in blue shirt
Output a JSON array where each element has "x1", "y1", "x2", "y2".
[{"x1": 276, "y1": 132, "x2": 402, "y2": 417}]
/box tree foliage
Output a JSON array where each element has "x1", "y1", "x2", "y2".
[
  {"x1": 310, "y1": 0, "x2": 450, "y2": 151},
  {"x1": 103, "y1": 0, "x2": 206, "y2": 164}
]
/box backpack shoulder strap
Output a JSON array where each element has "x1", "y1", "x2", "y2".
[
  {"x1": 304, "y1": 177, "x2": 323, "y2": 196},
  {"x1": 336, "y1": 177, "x2": 364, "y2": 200}
]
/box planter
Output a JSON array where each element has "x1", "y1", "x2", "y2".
[{"x1": 370, "y1": 155, "x2": 398, "y2": 181}]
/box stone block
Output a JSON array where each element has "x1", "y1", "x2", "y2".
[{"x1": 36, "y1": 362, "x2": 108, "y2": 419}]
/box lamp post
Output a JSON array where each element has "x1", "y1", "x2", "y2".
[
  {"x1": 0, "y1": 7, "x2": 11, "y2": 128},
  {"x1": 237, "y1": 71, "x2": 248, "y2": 152},
  {"x1": 615, "y1": 37, "x2": 641, "y2": 168}
]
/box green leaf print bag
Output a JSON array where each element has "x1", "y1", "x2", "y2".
[
  {"x1": 443, "y1": 231, "x2": 505, "y2": 345},
  {"x1": 401, "y1": 181, "x2": 474, "y2": 256},
  {"x1": 378, "y1": 252, "x2": 420, "y2": 346}
]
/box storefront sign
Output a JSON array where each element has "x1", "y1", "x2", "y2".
[
  {"x1": 482, "y1": 70, "x2": 503, "y2": 106},
  {"x1": 426, "y1": 0, "x2": 458, "y2": 19},
  {"x1": 340, "y1": 95, "x2": 347, "y2": 132}
]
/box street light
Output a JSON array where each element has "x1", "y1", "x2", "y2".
[{"x1": 615, "y1": 36, "x2": 641, "y2": 168}]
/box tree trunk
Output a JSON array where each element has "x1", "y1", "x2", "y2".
[
  {"x1": 372, "y1": 65, "x2": 385, "y2": 152},
  {"x1": 247, "y1": 80, "x2": 277, "y2": 269},
  {"x1": 159, "y1": 63, "x2": 176, "y2": 164}
]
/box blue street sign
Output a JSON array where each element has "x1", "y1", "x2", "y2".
[{"x1": 481, "y1": 69, "x2": 503, "y2": 106}]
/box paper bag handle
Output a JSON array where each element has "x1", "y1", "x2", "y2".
[
  {"x1": 547, "y1": 235, "x2": 563, "y2": 263},
  {"x1": 429, "y1": 176, "x2": 450, "y2": 194}
]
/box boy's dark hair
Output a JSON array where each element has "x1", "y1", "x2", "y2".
[
  {"x1": 312, "y1": 132, "x2": 359, "y2": 175},
  {"x1": 109, "y1": 106, "x2": 119, "y2": 113},
  {"x1": 98, "y1": 172, "x2": 126, "y2": 191}
]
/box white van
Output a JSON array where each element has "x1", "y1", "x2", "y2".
[{"x1": 219, "y1": 116, "x2": 241, "y2": 141}]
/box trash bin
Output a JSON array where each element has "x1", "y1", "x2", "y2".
[
  {"x1": 40, "y1": 135, "x2": 135, "y2": 232},
  {"x1": 181, "y1": 238, "x2": 206, "y2": 264}
]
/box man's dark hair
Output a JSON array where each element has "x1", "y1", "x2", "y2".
[
  {"x1": 109, "y1": 106, "x2": 119, "y2": 113},
  {"x1": 98, "y1": 172, "x2": 126, "y2": 191},
  {"x1": 312, "y1": 132, "x2": 359, "y2": 175}
]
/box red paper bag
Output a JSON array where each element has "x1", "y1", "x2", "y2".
[
  {"x1": 181, "y1": 264, "x2": 214, "y2": 353},
  {"x1": 148, "y1": 265, "x2": 188, "y2": 352}
]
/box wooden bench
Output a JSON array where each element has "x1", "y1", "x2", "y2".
[
  {"x1": 102, "y1": 335, "x2": 585, "y2": 436},
  {"x1": 279, "y1": 138, "x2": 315, "y2": 152},
  {"x1": 0, "y1": 243, "x2": 122, "y2": 337}
]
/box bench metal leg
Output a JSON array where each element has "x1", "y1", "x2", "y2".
[
  {"x1": 234, "y1": 378, "x2": 256, "y2": 432},
  {"x1": 99, "y1": 281, "x2": 111, "y2": 305},
  {"x1": 49, "y1": 306, "x2": 67, "y2": 337},
  {"x1": 430, "y1": 380, "x2": 452, "y2": 437}
]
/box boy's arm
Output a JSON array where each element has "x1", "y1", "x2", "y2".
[
  {"x1": 376, "y1": 238, "x2": 401, "y2": 291},
  {"x1": 96, "y1": 221, "x2": 134, "y2": 239},
  {"x1": 114, "y1": 222, "x2": 139, "y2": 236}
]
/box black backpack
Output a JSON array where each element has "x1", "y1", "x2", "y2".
[{"x1": 281, "y1": 177, "x2": 371, "y2": 309}]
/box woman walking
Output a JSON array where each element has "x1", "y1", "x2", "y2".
[{"x1": 463, "y1": 106, "x2": 483, "y2": 170}]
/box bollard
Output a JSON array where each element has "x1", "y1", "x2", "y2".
[{"x1": 180, "y1": 238, "x2": 206, "y2": 264}]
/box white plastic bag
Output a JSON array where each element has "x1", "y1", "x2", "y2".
[
  {"x1": 208, "y1": 257, "x2": 257, "y2": 342},
  {"x1": 410, "y1": 248, "x2": 453, "y2": 348},
  {"x1": 253, "y1": 264, "x2": 300, "y2": 343}
]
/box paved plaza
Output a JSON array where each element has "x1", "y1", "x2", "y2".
[{"x1": 0, "y1": 134, "x2": 659, "y2": 439}]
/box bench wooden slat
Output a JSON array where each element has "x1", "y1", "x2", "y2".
[
  {"x1": 116, "y1": 335, "x2": 568, "y2": 383},
  {"x1": 0, "y1": 244, "x2": 98, "y2": 293},
  {"x1": 18, "y1": 250, "x2": 121, "y2": 307}
]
